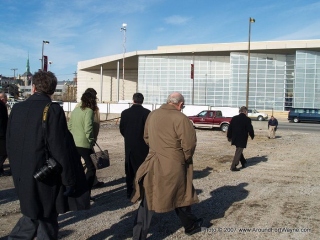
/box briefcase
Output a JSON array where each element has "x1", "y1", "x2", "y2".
[{"x1": 90, "y1": 143, "x2": 110, "y2": 169}]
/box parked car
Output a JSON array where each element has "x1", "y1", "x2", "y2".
[
  {"x1": 288, "y1": 108, "x2": 320, "y2": 123},
  {"x1": 247, "y1": 109, "x2": 268, "y2": 121},
  {"x1": 188, "y1": 110, "x2": 232, "y2": 132}
]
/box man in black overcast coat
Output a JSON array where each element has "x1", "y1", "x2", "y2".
[
  {"x1": 227, "y1": 106, "x2": 254, "y2": 171},
  {"x1": 7, "y1": 71, "x2": 88, "y2": 239},
  {"x1": 120, "y1": 93, "x2": 150, "y2": 199}
]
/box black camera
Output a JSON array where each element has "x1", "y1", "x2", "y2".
[{"x1": 33, "y1": 158, "x2": 62, "y2": 181}]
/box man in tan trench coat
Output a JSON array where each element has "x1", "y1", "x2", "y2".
[{"x1": 131, "y1": 92, "x2": 203, "y2": 239}]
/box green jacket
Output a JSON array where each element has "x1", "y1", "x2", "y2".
[{"x1": 68, "y1": 106, "x2": 94, "y2": 149}]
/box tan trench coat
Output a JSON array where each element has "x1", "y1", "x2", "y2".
[{"x1": 131, "y1": 104, "x2": 199, "y2": 213}]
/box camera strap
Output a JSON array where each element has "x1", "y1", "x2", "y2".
[{"x1": 42, "y1": 102, "x2": 52, "y2": 160}]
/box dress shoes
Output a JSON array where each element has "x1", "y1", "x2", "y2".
[
  {"x1": 231, "y1": 168, "x2": 240, "y2": 172},
  {"x1": 185, "y1": 218, "x2": 204, "y2": 236}
]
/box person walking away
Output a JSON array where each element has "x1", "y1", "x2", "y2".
[
  {"x1": 227, "y1": 106, "x2": 254, "y2": 171},
  {"x1": 268, "y1": 115, "x2": 278, "y2": 139},
  {"x1": 120, "y1": 93, "x2": 150, "y2": 199},
  {"x1": 0, "y1": 91, "x2": 9, "y2": 176},
  {"x1": 7, "y1": 71, "x2": 86, "y2": 239},
  {"x1": 131, "y1": 92, "x2": 203, "y2": 239},
  {"x1": 68, "y1": 92, "x2": 96, "y2": 199},
  {"x1": 76, "y1": 88, "x2": 104, "y2": 189}
]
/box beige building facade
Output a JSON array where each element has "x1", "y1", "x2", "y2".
[{"x1": 77, "y1": 39, "x2": 320, "y2": 110}]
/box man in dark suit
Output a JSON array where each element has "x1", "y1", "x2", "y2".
[
  {"x1": 0, "y1": 91, "x2": 8, "y2": 176},
  {"x1": 227, "y1": 106, "x2": 254, "y2": 171},
  {"x1": 7, "y1": 71, "x2": 84, "y2": 239},
  {"x1": 120, "y1": 93, "x2": 150, "y2": 199}
]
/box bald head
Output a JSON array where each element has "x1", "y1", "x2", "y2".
[{"x1": 166, "y1": 92, "x2": 184, "y2": 104}]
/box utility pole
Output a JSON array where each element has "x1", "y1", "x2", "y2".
[{"x1": 11, "y1": 68, "x2": 18, "y2": 80}]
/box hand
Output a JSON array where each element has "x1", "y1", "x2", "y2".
[{"x1": 64, "y1": 185, "x2": 76, "y2": 197}]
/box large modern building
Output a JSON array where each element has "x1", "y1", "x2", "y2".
[{"x1": 77, "y1": 39, "x2": 320, "y2": 110}]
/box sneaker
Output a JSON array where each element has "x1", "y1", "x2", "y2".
[{"x1": 185, "y1": 218, "x2": 204, "y2": 236}]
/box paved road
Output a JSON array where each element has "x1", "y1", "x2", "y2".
[{"x1": 252, "y1": 120, "x2": 320, "y2": 133}]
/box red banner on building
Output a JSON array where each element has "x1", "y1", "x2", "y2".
[
  {"x1": 43, "y1": 56, "x2": 48, "y2": 72},
  {"x1": 191, "y1": 64, "x2": 194, "y2": 79}
]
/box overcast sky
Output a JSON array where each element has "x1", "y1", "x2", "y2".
[{"x1": 1, "y1": 0, "x2": 320, "y2": 81}]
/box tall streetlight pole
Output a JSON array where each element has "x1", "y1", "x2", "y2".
[
  {"x1": 246, "y1": 17, "x2": 255, "y2": 109},
  {"x1": 41, "y1": 40, "x2": 50, "y2": 71},
  {"x1": 120, "y1": 23, "x2": 127, "y2": 100},
  {"x1": 11, "y1": 68, "x2": 18, "y2": 80}
]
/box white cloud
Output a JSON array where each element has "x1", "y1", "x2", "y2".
[{"x1": 164, "y1": 15, "x2": 191, "y2": 25}]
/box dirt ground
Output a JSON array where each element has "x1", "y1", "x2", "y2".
[{"x1": 0, "y1": 120, "x2": 319, "y2": 240}]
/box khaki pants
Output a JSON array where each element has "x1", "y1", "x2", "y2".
[{"x1": 269, "y1": 126, "x2": 276, "y2": 139}]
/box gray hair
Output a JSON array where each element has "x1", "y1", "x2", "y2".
[{"x1": 166, "y1": 92, "x2": 184, "y2": 104}]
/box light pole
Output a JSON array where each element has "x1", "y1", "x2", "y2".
[
  {"x1": 120, "y1": 23, "x2": 127, "y2": 100},
  {"x1": 246, "y1": 17, "x2": 255, "y2": 109},
  {"x1": 41, "y1": 40, "x2": 50, "y2": 70}
]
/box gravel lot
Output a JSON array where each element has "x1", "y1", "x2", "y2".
[{"x1": 1, "y1": 120, "x2": 319, "y2": 240}]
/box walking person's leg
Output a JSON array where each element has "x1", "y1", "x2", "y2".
[
  {"x1": 175, "y1": 206, "x2": 203, "y2": 235},
  {"x1": 8, "y1": 215, "x2": 38, "y2": 240},
  {"x1": 133, "y1": 195, "x2": 154, "y2": 240},
  {"x1": 271, "y1": 126, "x2": 276, "y2": 138},
  {"x1": 230, "y1": 147, "x2": 243, "y2": 170},
  {"x1": 76, "y1": 147, "x2": 96, "y2": 191}
]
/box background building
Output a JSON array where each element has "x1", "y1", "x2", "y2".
[{"x1": 77, "y1": 39, "x2": 320, "y2": 111}]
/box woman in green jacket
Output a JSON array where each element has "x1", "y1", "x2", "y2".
[{"x1": 68, "y1": 92, "x2": 97, "y2": 194}]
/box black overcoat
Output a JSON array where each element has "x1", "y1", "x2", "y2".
[
  {"x1": 119, "y1": 104, "x2": 150, "y2": 171},
  {"x1": 7, "y1": 93, "x2": 89, "y2": 219},
  {"x1": 227, "y1": 113, "x2": 254, "y2": 148},
  {"x1": 0, "y1": 101, "x2": 8, "y2": 156}
]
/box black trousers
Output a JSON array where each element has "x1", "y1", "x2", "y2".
[
  {"x1": 125, "y1": 153, "x2": 141, "y2": 197},
  {"x1": 76, "y1": 147, "x2": 96, "y2": 191},
  {"x1": 8, "y1": 212, "x2": 58, "y2": 240},
  {"x1": 133, "y1": 195, "x2": 198, "y2": 240}
]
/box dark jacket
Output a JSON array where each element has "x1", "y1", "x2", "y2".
[
  {"x1": 227, "y1": 113, "x2": 254, "y2": 148},
  {"x1": 120, "y1": 104, "x2": 150, "y2": 171},
  {"x1": 0, "y1": 101, "x2": 8, "y2": 156},
  {"x1": 7, "y1": 93, "x2": 89, "y2": 219},
  {"x1": 268, "y1": 118, "x2": 278, "y2": 128}
]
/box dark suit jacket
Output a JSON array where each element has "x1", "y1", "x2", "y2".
[
  {"x1": 227, "y1": 113, "x2": 254, "y2": 148},
  {"x1": 120, "y1": 104, "x2": 150, "y2": 171},
  {"x1": 7, "y1": 93, "x2": 88, "y2": 219},
  {"x1": 0, "y1": 101, "x2": 8, "y2": 156}
]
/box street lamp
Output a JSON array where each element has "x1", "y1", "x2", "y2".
[
  {"x1": 120, "y1": 23, "x2": 127, "y2": 100},
  {"x1": 41, "y1": 40, "x2": 50, "y2": 71},
  {"x1": 245, "y1": 17, "x2": 255, "y2": 109}
]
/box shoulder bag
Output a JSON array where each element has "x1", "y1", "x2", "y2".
[{"x1": 90, "y1": 142, "x2": 110, "y2": 169}]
